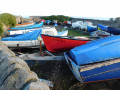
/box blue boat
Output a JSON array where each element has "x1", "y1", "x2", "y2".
[
  {"x1": 107, "y1": 27, "x2": 120, "y2": 35},
  {"x1": 10, "y1": 22, "x2": 44, "y2": 30},
  {"x1": 97, "y1": 24, "x2": 108, "y2": 31},
  {"x1": 1, "y1": 29, "x2": 43, "y2": 48},
  {"x1": 87, "y1": 26, "x2": 97, "y2": 32},
  {"x1": 64, "y1": 35, "x2": 120, "y2": 83}
]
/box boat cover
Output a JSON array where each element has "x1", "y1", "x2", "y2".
[
  {"x1": 10, "y1": 22, "x2": 43, "y2": 30},
  {"x1": 107, "y1": 27, "x2": 120, "y2": 35},
  {"x1": 2, "y1": 29, "x2": 42, "y2": 41},
  {"x1": 90, "y1": 30, "x2": 110, "y2": 37},
  {"x1": 87, "y1": 26, "x2": 97, "y2": 32},
  {"x1": 69, "y1": 35, "x2": 120, "y2": 65},
  {"x1": 97, "y1": 24, "x2": 108, "y2": 31}
]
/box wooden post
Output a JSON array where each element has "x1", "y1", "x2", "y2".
[
  {"x1": 17, "y1": 44, "x2": 20, "y2": 52},
  {"x1": 40, "y1": 40, "x2": 42, "y2": 56}
]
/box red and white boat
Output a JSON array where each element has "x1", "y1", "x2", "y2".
[
  {"x1": 41, "y1": 34, "x2": 92, "y2": 52},
  {"x1": 15, "y1": 22, "x2": 34, "y2": 27}
]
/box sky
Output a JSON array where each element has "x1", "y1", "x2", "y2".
[{"x1": 0, "y1": 0, "x2": 120, "y2": 20}]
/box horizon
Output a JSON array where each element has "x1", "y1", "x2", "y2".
[
  {"x1": 0, "y1": 0, "x2": 120, "y2": 20},
  {"x1": 21, "y1": 15, "x2": 112, "y2": 21}
]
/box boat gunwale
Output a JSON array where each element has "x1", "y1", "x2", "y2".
[
  {"x1": 65, "y1": 52, "x2": 120, "y2": 72},
  {"x1": 41, "y1": 34, "x2": 94, "y2": 41}
]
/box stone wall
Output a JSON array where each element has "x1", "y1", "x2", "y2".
[{"x1": 0, "y1": 42, "x2": 50, "y2": 90}]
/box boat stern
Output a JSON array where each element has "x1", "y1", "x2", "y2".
[{"x1": 64, "y1": 52, "x2": 83, "y2": 83}]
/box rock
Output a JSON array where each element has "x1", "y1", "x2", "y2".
[
  {"x1": 24, "y1": 81, "x2": 50, "y2": 90},
  {"x1": 0, "y1": 41, "x2": 50, "y2": 90},
  {"x1": 0, "y1": 68, "x2": 38, "y2": 90},
  {"x1": 0, "y1": 42, "x2": 15, "y2": 57}
]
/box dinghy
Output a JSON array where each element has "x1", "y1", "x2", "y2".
[
  {"x1": 41, "y1": 34, "x2": 91, "y2": 52},
  {"x1": 64, "y1": 35, "x2": 120, "y2": 83}
]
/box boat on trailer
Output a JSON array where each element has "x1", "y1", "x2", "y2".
[
  {"x1": 41, "y1": 34, "x2": 92, "y2": 52},
  {"x1": 64, "y1": 35, "x2": 120, "y2": 83}
]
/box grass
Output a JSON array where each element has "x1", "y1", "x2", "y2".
[
  {"x1": 67, "y1": 29, "x2": 90, "y2": 37},
  {"x1": 56, "y1": 26, "x2": 90, "y2": 37}
]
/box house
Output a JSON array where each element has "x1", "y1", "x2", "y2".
[
  {"x1": 29, "y1": 16, "x2": 46, "y2": 22},
  {"x1": 16, "y1": 16, "x2": 23, "y2": 24}
]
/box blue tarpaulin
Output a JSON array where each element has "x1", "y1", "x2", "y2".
[
  {"x1": 107, "y1": 27, "x2": 120, "y2": 35},
  {"x1": 87, "y1": 26, "x2": 97, "y2": 32},
  {"x1": 2, "y1": 29, "x2": 42, "y2": 41},
  {"x1": 97, "y1": 24, "x2": 108, "y2": 31}
]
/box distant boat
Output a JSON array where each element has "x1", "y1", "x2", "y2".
[
  {"x1": 15, "y1": 22, "x2": 34, "y2": 27},
  {"x1": 41, "y1": 34, "x2": 91, "y2": 52},
  {"x1": 10, "y1": 22, "x2": 43, "y2": 30},
  {"x1": 97, "y1": 24, "x2": 108, "y2": 31},
  {"x1": 86, "y1": 26, "x2": 97, "y2": 32},
  {"x1": 64, "y1": 35, "x2": 120, "y2": 83},
  {"x1": 96, "y1": 24, "x2": 120, "y2": 35},
  {"x1": 91, "y1": 30, "x2": 110, "y2": 38},
  {"x1": 107, "y1": 27, "x2": 120, "y2": 35}
]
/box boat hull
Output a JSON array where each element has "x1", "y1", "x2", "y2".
[
  {"x1": 64, "y1": 52, "x2": 120, "y2": 83},
  {"x1": 15, "y1": 22, "x2": 34, "y2": 27},
  {"x1": 41, "y1": 34, "x2": 91, "y2": 52},
  {"x1": 2, "y1": 40, "x2": 44, "y2": 48}
]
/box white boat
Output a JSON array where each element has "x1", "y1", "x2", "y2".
[
  {"x1": 15, "y1": 22, "x2": 34, "y2": 27},
  {"x1": 9, "y1": 28, "x2": 41, "y2": 37},
  {"x1": 72, "y1": 21, "x2": 83, "y2": 29},
  {"x1": 2, "y1": 27, "x2": 68, "y2": 48}
]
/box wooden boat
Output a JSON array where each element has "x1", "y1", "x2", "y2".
[
  {"x1": 64, "y1": 35, "x2": 120, "y2": 83},
  {"x1": 10, "y1": 22, "x2": 43, "y2": 30},
  {"x1": 15, "y1": 22, "x2": 34, "y2": 27},
  {"x1": 41, "y1": 34, "x2": 91, "y2": 52}
]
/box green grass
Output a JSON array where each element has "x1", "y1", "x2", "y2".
[{"x1": 68, "y1": 29, "x2": 90, "y2": 37}]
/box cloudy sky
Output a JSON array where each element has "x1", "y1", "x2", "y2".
[{"x1": 0, "y1": 0, "x2": 119, "y2": 19}]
